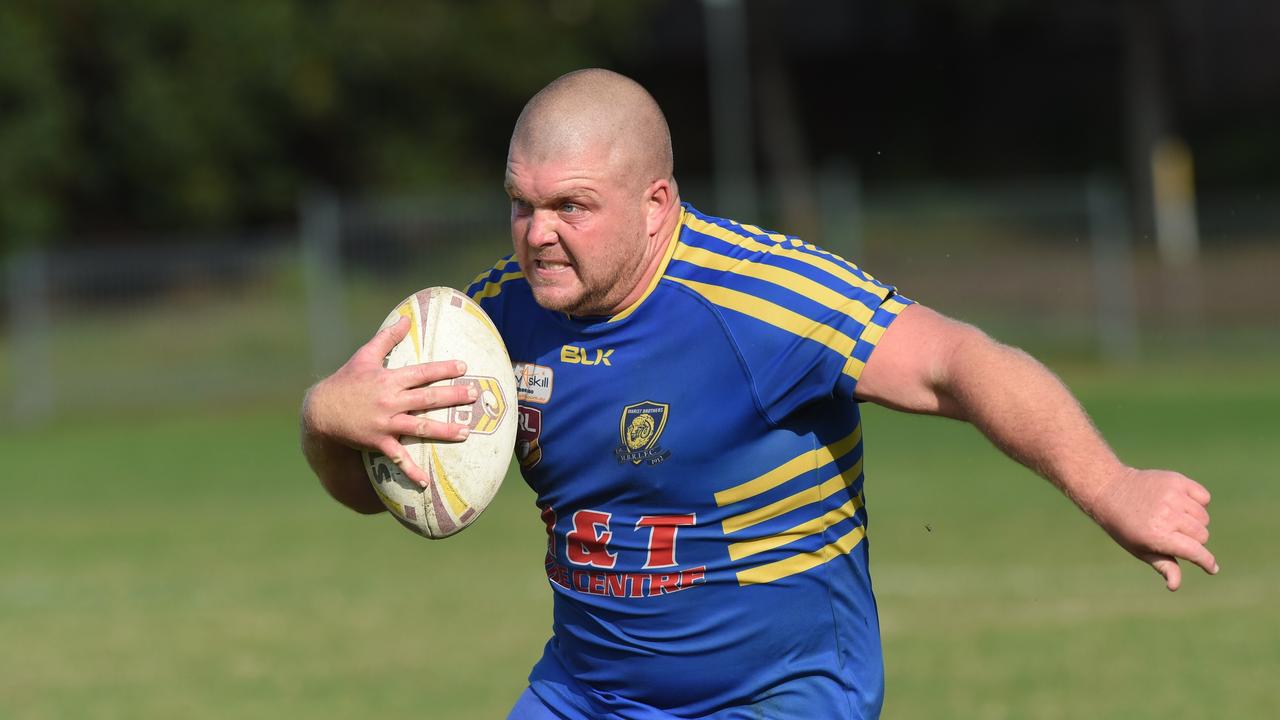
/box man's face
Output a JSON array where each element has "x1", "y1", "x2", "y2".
[{"x1": 505, "y1": 142, "x2": 648, "y2": 316}]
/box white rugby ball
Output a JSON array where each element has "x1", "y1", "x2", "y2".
[{"x1": 362, "y1": 287, "x2": 516, "y2": 539}]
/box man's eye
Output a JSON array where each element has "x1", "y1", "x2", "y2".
[
  {"x1": 561, "y1": 203, "x2": 580, "y2": 214},
  {"x1": 511, "y1": 199, "x2": 532, "y2": 215}
]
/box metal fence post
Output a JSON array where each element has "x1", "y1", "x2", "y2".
[
  {"x1": 301, "y1": 189, "x2": 348, "y2": 377},
  {"x1": 6, "y1": 247, "x2": 55, "y2": 423},
  {"x1": 819, "y1": 160, "x2": 864, "y2": 262},
  {"x1": 1087, "y1": 175, "x2": 1140, "y2": 364},
  {"x1": 702, "y1": 0, "x2": 758, "y2": 221}
]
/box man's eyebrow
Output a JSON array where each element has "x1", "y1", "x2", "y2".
[
  {"x1": 504, "y1": 185, "x2": 601, "y2": 204},
  {"x1": 556, "y1": 187, "x2": 600, "y2": 200}
]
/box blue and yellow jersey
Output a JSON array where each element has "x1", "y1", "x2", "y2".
[{"x1": 467, "y1": 203, "x2": 911, "y2": 719}]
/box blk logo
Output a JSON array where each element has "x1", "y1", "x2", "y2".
[{"x1": 561, "y1": 345, "x2": 614, "y2": 366}]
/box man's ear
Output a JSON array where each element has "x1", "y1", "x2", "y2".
[{"x1": 645, "y1": 179, "x2": 674, "y2": 237}]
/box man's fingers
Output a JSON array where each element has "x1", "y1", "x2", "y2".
[
  {"x1": 394, "y1": 359, "x2": 468, "y2": 388},
  {"x1": 1146, "y1": 554, "x2": 1182, "y2": 591},
  {"x1": 1185, "y1": 480, "x2": 1211, "y2": 506},
  {"x1": 1184, "y1": 501, "x2": 1210, "y2": 527},
  {"x1": 376, "y1": 437, "x2": 430, "y2": 488},
  {"x1": 1177, "y1": 514, "x2": 1210, "y2": 545},
  {"x1": 389, "y1": 413, "x2": 471, "y2": 442},
  {"x1": 1164, "y1": 533, "x2": 1219, "y2": 577},
  {"x1": 397, "y1": 383, "x2": 477, "y2": 413},
  {"x1": 360, "y1": 316, "x2": 410, "y2": 362}
]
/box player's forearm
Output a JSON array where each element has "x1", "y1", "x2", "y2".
[
  {"x1": 300, "y1": 386, "x2": 385, "y2": 515},
  {"x1": 938, "y1": 332, "x2": 1125, "y2": 515}
]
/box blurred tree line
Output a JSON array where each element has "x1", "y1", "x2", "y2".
[
  {"x1": 2, "y1": 0, "x2": 1275, "y2": 248},
  {"x1": 0, "y1": 0, "x2": 652, "y2": 247}
]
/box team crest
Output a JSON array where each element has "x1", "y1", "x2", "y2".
[{"x1": 615, "y1": 401, "x2": 671, "y2": 466}]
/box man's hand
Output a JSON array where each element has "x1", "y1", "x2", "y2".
[
  {"x1": 302, "y1": 315, "x2": 474, "y2": 488},
  {"x1": 1086, "y1": 468, "x2": 1217, "y2": 591}
]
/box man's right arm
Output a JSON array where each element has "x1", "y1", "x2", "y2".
[
  {"x1": 300, "y1": 404, "x2": 384, "y2": 514},
  {"x1": 300, "y1": 316, "x2": 474, "y2": 514}
]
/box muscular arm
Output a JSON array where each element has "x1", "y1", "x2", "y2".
[
  {"x1": 301, "y1": 316, "x2": 474, "y2": 514},
  {"x1": 301, "y1": 387, "x2": 384, "y2": 515},
  {"x1": 856, "y1": 303, "x2": 1217, "y2": 591}
]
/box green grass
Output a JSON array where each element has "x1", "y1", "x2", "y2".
[
  {"x1": 0, "y1": 406, "x2": 550, "y2": 719},
  {"x1": 2, "y1": 361, "x2": 1276, "y2": 719},
  {"x1": 869, "y1": 363, "x2": 1280, "y2": 719}
]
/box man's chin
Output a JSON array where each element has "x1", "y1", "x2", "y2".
[
  {"x1": 531, "y1": 285, "x2": 610, "y2": 316},
  {"x1": 530, "y1": 286, "x2": 582, "y2": 313}
]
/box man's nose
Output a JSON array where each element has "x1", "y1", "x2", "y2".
[{"x1": 526, "y1": 210, "x2": 559, "y2": 248}]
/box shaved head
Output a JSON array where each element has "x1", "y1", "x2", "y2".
[
  {"x1": 510, "y1": 69, "x2": 673, "y2": 190},
  {"x1": 505, "y1": 69, "x2": 683, "y2": 317}
]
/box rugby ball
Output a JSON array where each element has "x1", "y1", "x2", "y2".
[{"x1": 362, "y1": 287, "x2": 516, "y2": 539}]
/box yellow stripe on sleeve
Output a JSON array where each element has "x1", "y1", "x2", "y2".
[
  {"x1": 470, "y1": 270, "x2": 524, "y2": 301},
  {"x1": 468, "y1": 257, "x2": 516, "y2": 289},
  {"x1": 736, "y1": 524, "x2": 867, "y2": 586},
  {"x1": 882, "y1": 297, "x2": 908, "y2": 315},
  {"x1": 840, "y1": 356, "x2": 866, "y2": 384},
  {"x1": 714, "y1": 424, "x2": 862, "y2": 506},
  {"x1": 841, "y1": 297, "x2": 910, "y2": 385},
  {"x1": 727, "y1": 493, "x2": 864, "y2": 561},
  {"x1": 859, "y1": 322, "x2": 887, "y2": 347}
]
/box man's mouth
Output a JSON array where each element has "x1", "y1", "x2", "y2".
[{"x1": 534, "y1": 259, "x2": 573, "y2": 274}]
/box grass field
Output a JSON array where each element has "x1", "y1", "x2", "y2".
[{"x1": 2, "y1": 355, "x2": 1276, "y2": 720}]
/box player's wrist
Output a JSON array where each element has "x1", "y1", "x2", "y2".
[
  {"x1": 1069, "y1": 462, "x2": 1135, "y2": 526},
  {"x1": 301, "y1": 380, "x2": 345, "y2": 442}
]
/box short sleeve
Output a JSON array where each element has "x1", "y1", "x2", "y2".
[
  {"x1": 465, "y1": 254, "x2": 523, "y2": 335},
  {"x1": 666, "y1": 215, "x2": 912, "y2": 423}
]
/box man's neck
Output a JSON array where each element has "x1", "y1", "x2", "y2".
[{"x1": 607, "y1": 197, "x2": 683, "y2": 317}]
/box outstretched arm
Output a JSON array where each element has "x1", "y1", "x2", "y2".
[
  {"x1": 855, "y1": 303, "x2": 1217, "y2": 591},
  {"x1": 301, "y1": 316, "x2": 474, "y2": 514}
]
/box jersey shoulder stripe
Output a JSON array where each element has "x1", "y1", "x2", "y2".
[
  {"x1": 672, "y1": 210, "x2": 898, "y2": 328},
  {"x1": 668, "y1": 206, "x2": 912, "y2": 386},
  {"x1": 669, "y1": 273, "x2": 859, "y2": 350},
  {"x1": 465, "y1": 254, "x2": 524, "y2": 302},
  {"x1": 679, "y1": 210, "x2": 895, "y2": 305}
]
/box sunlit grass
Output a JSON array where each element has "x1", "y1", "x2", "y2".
[{"x1": 2, "y1": 363, "x2": 1275, "y2": 719}]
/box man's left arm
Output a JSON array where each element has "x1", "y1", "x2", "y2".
[{"x1": 855, "y1": 303, "x2": 1217, "y2": 591}]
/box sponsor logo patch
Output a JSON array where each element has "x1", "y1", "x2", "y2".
[
  {"x1": 615, "y1": 401, "x2": 671, "y2": 466},
  {"x1": 516, "y1": 406, "x2": 543, "y2": 470},
  {"x1": 514, "y1": 362, "x2": 554, "y2": 404}
]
